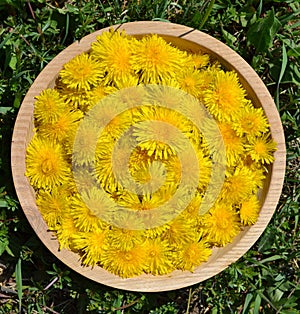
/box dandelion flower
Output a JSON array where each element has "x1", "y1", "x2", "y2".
[
  {"x1": 175, "y1": 240, "x2": 212, "y2": 272},
  {"x1": 183, "y1": 192, "x2": 204, "y2": 218},
  {"x1": 204, "y1": 70, "x2": 247, "y2": 121},
  {"x1": 56, "y1": 212, "x2": 79, "y2": 250},
  {"x1": 221, "y1": 167, "x2": 256, "y2": 204},
  {"x1": 129, "y1": 160, "x2": 168, "y2": 194},
  {"x1": 59, "y1": 84, "x2": 90, "y2": 111},
  {"x1": 36, "y1": 187, "x2": 70, "y2": 228},
  {"x1": 113, "y1": 74, "x2": 140, "y2": 90},
  {"x1": 59, "y1": 53, "x2": 103, "y2": 90},
  {"x1": 34, "y1": 89, "x2": 65, "y2": 124},
  {"x1": 72, "y1": 121, "x2": 100, "y2": 166},
  {"x1": 129, "y1": 145, "x2": 153, "y2": 168},
  {"x1": 176, "y1": 68, "x2": 206, "y2": 98},
  {"x1": 70, "y1": 193, "x2": 103, "y2": 232},
  {"x1": 218, "y1": 121, "x2": 245, "y2": 166},
  {"x1": 107, "y1": 228, "x2": 144, "y2": 250},
  {"x1": 26, "y1": 135, "x2": 70, "y2": 190},
  {"x1": 101, "y1": 242, "x2": 147, "y2": 278},
  {"x1": 204, "y1": 203, "x2": 240, "y2": 246},
  {"x1": 132, "y1": 34, "x2": 186, "y2": 83},
  {"x1": 133, "y1": 106, "x2": 189, "y2": 159},
  {"x1": 162, "y1": 216, "x2": 198, "y2": 246},
  {"x1": 38, "y1": 109, "x2": 83, "y2": 143},
  {"x1": 233, "y1": 104, "x2": 269, "y2": 138},
  {"x1": 246, "y1": 134, "x2": 277, "y2": 164},
  {"x1": 91, "y1": 30, "x2": 137, "y2": 81},
  {"x1": 239, "y1": 195, "x2": 260, "y2": 225},
  {"x1": 143, "y1": 239, "x2": 174, "y2": 275},
  {"x1": 86, "y1": 83, "x2": 113, "y2": 110},
  {"x1": 72, "y1": 228, "x2": 108, "y2": 266},
  {"x1": 190, "y1": 53, "x2": 210, "y2": 69},
  {"x1": 146, "y1": 81, "x2": 181, "y2": 109}
]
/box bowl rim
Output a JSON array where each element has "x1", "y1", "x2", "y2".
[{"x1": 11, "y1": 21, "x2": 286, "y2": 292}]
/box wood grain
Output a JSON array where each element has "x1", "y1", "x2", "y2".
[{"x1": 11, "y1": 21, "x2": 286, "y2": 292}]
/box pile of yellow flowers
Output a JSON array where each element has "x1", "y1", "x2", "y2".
[{"x1": 26, "y1": 29, "x2": 277, "y2": 278}]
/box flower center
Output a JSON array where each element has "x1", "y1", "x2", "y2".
[
  {"x1": 124, "y1": 252, "x2": 133, "y2": 261},
  {"x1": 76, "y1": 65, "x2": 92, "y2": 80},
  {"x1": 150, "y1": 250, "x2": 157, "y2": 257},
  {"x1": 217, "y1": 219, "x2": 229, "y2": 229},
  {"x1": 41, "y1": 158, "x2": 55, "y2": 175},
  {"x1": 255, "y1": 142, "x2": 267, "y2": 155}
]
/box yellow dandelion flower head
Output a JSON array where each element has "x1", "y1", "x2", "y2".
[
  {"x1": 112, "y1": 74, "x2": 140, "y2": 90},
  {"x1": 129, "y1": 159, "x2": 167, "y2": 194},
  {"x1": 95, "y1": 136, "x2": 134, "y2": 192},
  {"x1": 56, "y1": 212, "x2": 79, "y2": 250},
  {"x1": 143, "y1": 238, "x2": 174, "y2": 275},
  {"x1": 26, "y1": 135, "x2": 70, "y2": 190},
  {"x1": 175, "y1": 240, "x2": 212, "y2": 272},
  {"x1": 58, "y1": 84, "x2": 90, "y2": 111},
  {"x1": 77, "y1": 187, "x2": 117, "y2": 226},
  {"x1": 162, "y1": 216, "x2": 198, "y2": 245},
  {"x1": 221, "y1": 166, "x2": 256, "y2": 204},
  {"x1": 70, "y1": 192, "x2": 104, "y2": 232},
  {"x1": 128, "y1": 145, "x2": 154, "y2": 168},
  {"x1": 36, "y1": 186, "x2": 70, "y2": 228},
  {"x1": 176, "y1": 97, "x2": 208, "y2": 143},
  {"x1": 103, "y1": 109, "x2": 133, "y2": 141},
  {"x1": 190, "y1": 52, "x2": 210, "y2": 69},
  {"x1": 59, "y1": 53, "x2": 103, "y2": 91},
  {"x1": 132, "y1": 34, "x2": 186, "y2": 83},
  {"x1": 133, "y1": 105, "x2": 190, "y2": 159},
  {"x1": 218, "y1": 121, "x2": 244, "y2": 166},
  {"x1": 86, "y1": 83, "x2": 115, "y2": 110},
  {"x1": 163, "y1": 154, "x2": 181, "y2": 183},
  {"x1": 197, "y1": 149, "x2": 213, "y2": 189},
  {"x1": 246, "y1": 134, "x2": 277, "y2": 164},
  {"x1": 204, "y1": 70, "x2": 247, "y2": 121},
  {"x1": 72, "y1": 121, "x2": 100, "y2": 167},
  {"x1": 176, "y1": 67, "x2": 206, "y2": 98},
  {"x1": 38, "y1": 109, "x2": 83, "y2": 143},
  {"x1": 134, "y1": 104, "x2": 185, "y2": 128},
  {"x1": 239, "y1": 195, "x2": 260, "y2": 226},
  {"x1": 87, "y1": 96, "x2": 133, "y2": 140},
  {"x1": 233, "y1": 103, "x2": 269, "y2": 138},
  {"x1": 101, "y1": 242, "x2": 147, "y2": 278},
  {"x1": 107, "y1": 227, "x2": 144, "y2": 250},
  {"x1": 72, "y1": 229, "x2": 108, "y2": 266},
  {"x1": 34, "y1": 89, "x2": 65, "y2": 124},
  {"x1": 183, "y1": 192, "x2": 204, "y2": 217},
  {"x1": 69, "y1": 166, "x2": 98, "y2": 192},
  {"x1": 238, "y1": 155, "x2": 267, "y2": 189},
  {"x1": 91, "y1": 29, "x2": 137, "y2": 81},
  {"x1": 246, "y1": 164, "x2": 266, "y2": 189},
  {"x1": 204, "y1": 203, "x2": 240, "y2": 247}
]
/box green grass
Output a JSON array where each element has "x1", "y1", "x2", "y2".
[{"x1": 0, "y1": 0, "x2": 299, "y2": 313}]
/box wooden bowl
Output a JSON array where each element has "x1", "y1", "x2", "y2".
[{"x1": 11, "y1": 21, "x2": 286, "y2": 292}]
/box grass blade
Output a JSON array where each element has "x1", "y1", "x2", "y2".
[
  {"x1": 242, "y1": 293, "x2": 253, "y2": 314},
  {"x1": 275, "y1": 43, "x2": 288, "y2": 108},
  {"x1": 15, "y1": 258, "x2": 23, "y2": 313},
  {"x1": 198, "y1": 0, "x2": 215, "y2": 30},
  {"x1": 253, "y1": 293, "x2": 262, "y2": 314}
]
